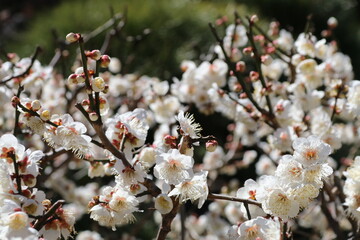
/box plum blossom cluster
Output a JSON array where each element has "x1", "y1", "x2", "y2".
[
  {"x1": 0, "y1": 134, "x2": 75, "y2": 239},
  {"x1": 0, "y1": 12, "x2": 360, "y2": 240}
]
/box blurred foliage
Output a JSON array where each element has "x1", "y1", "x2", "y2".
[{"x1": 4, "y1": 0, "x2": 250, "y2": 79}]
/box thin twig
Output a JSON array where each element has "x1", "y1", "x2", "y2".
[
  {"x1": 246, "y1": 17, "x2": 278, "y2": 126},
  {"x1": 208, "y1": 23, "x2": 278, "y2": 129},
  {"x1": 0, "y1": 46, "x2": 42, "y2": 85},
  {"x1": 33, "y1": 200, "x2": 65, "y2": 231},
  {"x1": 207, "y1": 193, "x2": 262, "y2": 207},
  {"x1": 319, "y1": 190, "x2": 345, "y2": 239}
]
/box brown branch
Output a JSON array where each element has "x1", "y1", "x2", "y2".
[
  {"x1": 78, "y1": 36, "x2": 96, "y2": 112},
  {"x1": 17, "y1": 102, "x2": 58, "y2": 128},
  {"x1": 156, "y1": 197, "x2": 180, "y2": 240},
  {"x1": 246, "y1": 17, "x2": 278, "y2": 128},
  {"x1": 9, "y1": 152, "x2": 22, "y2": 194},
  {"x1": 319, "y1": 190, "x2": 345, "y2": 239},
  {"x1": 208, "y1": 23, "x2": 277, "y2": 129},
  {"x1": 75, "y1": 103, "x2": 131, "y2": 168},
  {"x1": 207, "y1": 193, "x2": 262, "y2": 207},
  {"x1": 331, "y1": 82, "x2": 344, "y2": 121},
  {"x1": 13, "y1": 85, "x2": 24, "y2": 136},
  {"x1": 33, "y1": 200, "x2": 65, "y2": 231}
]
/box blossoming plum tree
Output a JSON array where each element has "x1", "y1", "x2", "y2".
[{"x1": 0, "y1": 11, "x2": 359, "y2": 240}]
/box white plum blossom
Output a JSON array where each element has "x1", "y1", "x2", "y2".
[
  {"x1": 293, "y1": 135, "x2": 332, "y2": 167},
  {"x1": 237, "y1": 217, "x2": 281, "y2": 240},
  {"x1": 154, "y1": 149, "x2": 194, "y2": 185},
  {"x1": 168, "y1": 171, "x2": 208, "y2": 208},
  {"x1": 175, "y1": 111, "x2": 202, "y2": 138},
  {"x1": 44, "y1": 114, "x2": 92, "y2": 158}
]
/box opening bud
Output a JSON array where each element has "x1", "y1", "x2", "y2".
[
  {"x1": 92, "y1": 77, "x2": 106, "y2": 92},
  {"x1": 250, "y1": 71, "x2": 259, "y2": 81},
  {"x1": 89, "y1": 112, "x2": 99, "y2": 122},
  {"x1": 86, "y1": 50, "x2": 102, "y2": 60},
  {"x1": 100, "y1": 55, "x2": 111, "y2": 68},
  {"x1": 66, "y1": 32, "x2": 80, "y2": 43},
  {"x1": 250, "y1": 15, "x2": 259, "y2": 23},
  {"x1": 67, "y1": 74, "x2": 78, "y2": 85},
  {"x1": 76, "y1": 74, "x2": 85, "y2": 83},
  {"x1": 40, "y1": 110, "x2": 51, "y2": 121},
  {"x1": 243, "y1": 47, "x2": 253, "y2": 55},
  {"x1": 31, "y1": 100, "x2": 41, "y2": 111},
  {"x1": 164, "y1": 135, "x2": 177, "y2": 148},
  {"x1": 236, "y1": 61, "x2": 246, "y2": 72},
  {"x1": 206, "y1": 140, "x2": 218, "y2": 152},
  {"x1": 7, "y1": 53, "x2": 20, "y2": 63}
]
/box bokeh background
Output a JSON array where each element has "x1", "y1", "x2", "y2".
[
  {"x1": 1, "y1": 0, "x2": 360, "y2": 78},
  {"x1": 1, "y1": 0, "x2": 360, "y2": 239}
]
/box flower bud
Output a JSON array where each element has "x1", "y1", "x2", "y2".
[
  {"x1": 40, "y1": 110, "x2": 51, "y2": 121},
  {"x1": 100, "y1": 55, "x2": 111, "y2": 68},
  {"x1": 164, "y1": 135, "x2": 177, "y2": 148},
  {"x1": 250, "y1": 15, "x2": 259, "y2": 23},
  {"x1": 67, "y1": 74, "x2": 78, "y2": 85},
  {"x1": 102, "y1": 85, "x2": 109, "y2": 94},
  {"x1": 66, "y1": 32, "x2": 80, "y2": 43},
  {"x1": 139, "y1": 147, "x2": 156, "y2": 168},
  {"x1": 89, "y1": 112, "x2": 99, "y2": 122},
  {"x1": 86, "y1": 50, "x2": 101, "y2": 60},
  {"x1": 261, "y1": 54, "x2": 273, "y2": 65},
  {"x1": 250, "y1": 71, "x2": 259, "y2": 81},
  {"x1": 243, "y1": 47, "x2": 253, "y2": 55},
  {"x1": 11, "y1": 96, "x2": 20, "y2": 105},
  {"x1": 76, "y1": 74, "x2": 85, "y2": 83},
  {"x1": 31, "y1": 100, "x2": 41, "y2": 111},
  {"x1": 155, "y1": 194, "x2": 173, "y2": 215},
  {"x1": 327, "y1": 17, "x2": 338, "y2": 29},
  {"x1": 206, "y1": 140, "x2": 218, "y2": 152},
  {"x1": 92, "y1": 77, "x2": 105, "y2": 92},
  {"x1": 236, "y1": 61, "x2": 246, "y2": 72},
  {"x1": 7, "y1": 53, "x2": 20, "y2": 63}
]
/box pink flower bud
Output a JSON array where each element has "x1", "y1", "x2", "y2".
[
  {"x1": 76, "y1": 74, "x2": 85, "y2": 83},
  {"x1": 67, "y1": 74, "x2": 78, "y2": 85},
  {"x1": 86, "y1": 50, "x2": 102, "y2": 60},
  {"x1": 250, "y1": 15, "x2": 259, "y2": 23},
  {"x1": 7, "y1": 53, "x2": 20, "y2": 63},
  {"x1": 11, "y1": 96, "x2": 20, "y2": 105},
  {"x1": 250, "y1": 71, "x2": 259, "y2": 81},
  {"x1": 164, "y1": 135, "x2": 177, "y2": 148},
  {"x1": 100, "y1": 55, "x2": 111, "y2": 68},
  {"x1": 243, "y1": 47, "x2": 253, "y2": 55},
  {"x1": 236, "y1": 61, "x2": 246, "y2": 72},
  {"x1": 261, "y1": 55, "x2": 273, "y2": 65},
  {"x1": 206, "y1": 140, "x2": 218, "y2": 152},
  {"x1": 66, "y1": 32, "x2": 80, "y2": 43}
]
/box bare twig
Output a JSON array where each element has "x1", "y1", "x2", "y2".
[
  {"x1": 208, "y1": 23, "x2": 278, "y2": 129},
  {"x1": 319, "y1": 190, "x2": 345, "y2": 239},
  {"x1": 207, "y1": 193, "x2": 262, "y2": 207}
]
